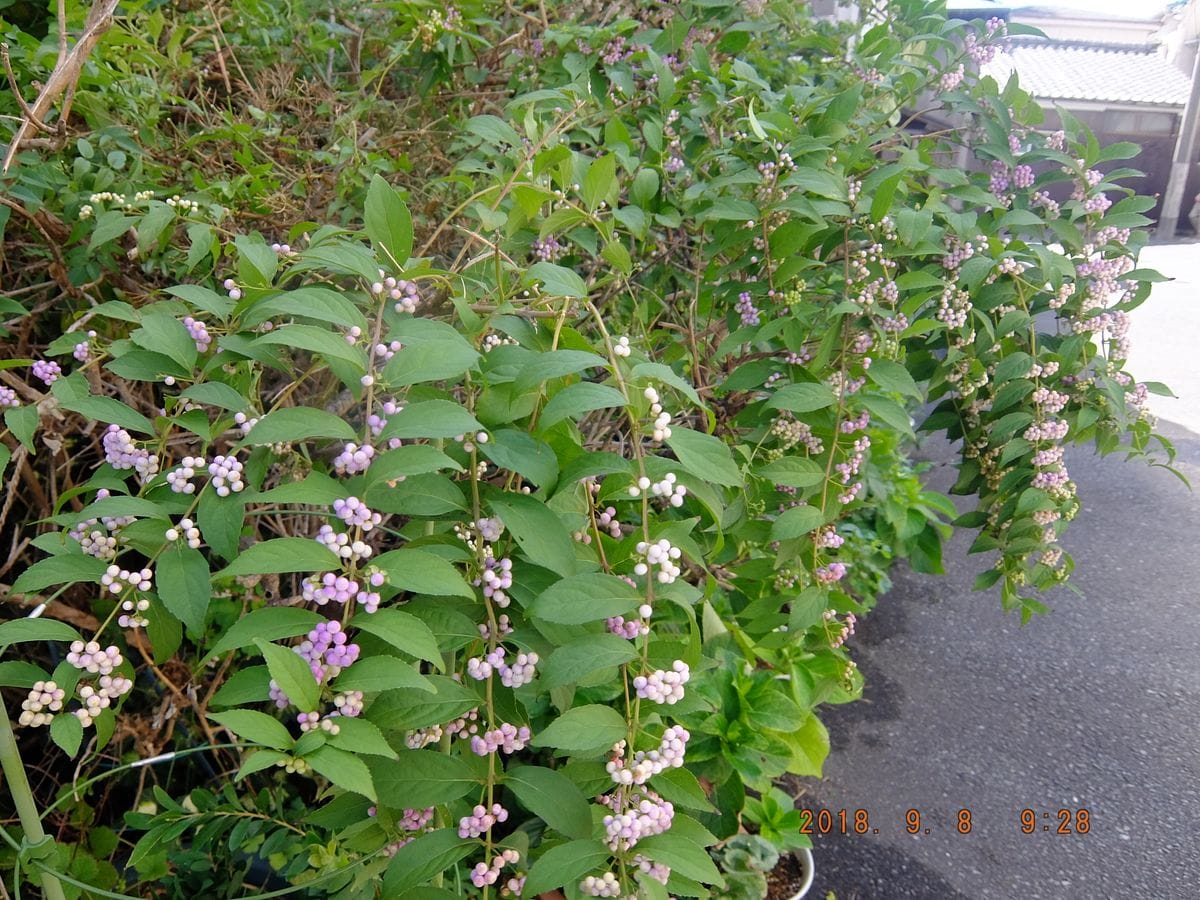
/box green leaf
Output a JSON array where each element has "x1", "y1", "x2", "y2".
[
  {"x1": 10, "y1": 555, "x2": 107, "y2": 596},
  {"x1": 756, "y1": 457, "x2": 825, "y2": 489},
  {"x1": 208, "y1": 665, "x2": 270, "y2": 708},
  {"x1": 367, "y1": 473, "x2": 466, "y2": 516},
  {"x1": 326, "y1": 717, "x2": 399, "y2": 759},
  {"x1": 243, "y1": 287, "x2": 368, "y2": 331},
  {"x1": 305, "y1": 745, "x2": 376, "y2": 801},
  {"x1": 332, "y1": 656, "x2": 435, "y2": 695},
  {"x1": 216, "y1": 538, "x2": 340, "y2": 578},
  {"x1": 50, "y1": 713, "x2": 84, "y2": 756},
  {"x1": 631, "y1": 362, "x2": 703, "y2": 407},
  {"x1": 197, "y1": 489, "x2": 244, "y2": 561},
  {"x1": 861, "y1": 394, "x2": 914, "y2": 437},
  {"x1": 866, "y1": 359, "x2": 922, "y2": 399},
  {"x1": 530, "y1": 704, "x2": 626, "y2": 754},
  {"x1": 210, "y1": 710, "x2": 294, "y2": 750},
  {"x1": 515, "y1": 350, "x2": 609, "y2": 393},
  {"x1": 4, "y1": 405, "x2": 39, "y2": 451},
  {"x1": 131, "y1": 310, "x2": 197, "y2": 371},
  {"x1": 239, "y1": 407, "x2": 357, "y2": 446},
  {"x1": 255, "y1": 325, "x2": 367, "y2": 370},
  {"x1": 383, "y1": 318, "x2": 480, "y2": 386},
  {"x1": 541, "y1": 382, "x2": 627, "y2": 427},
  {"x1": 379, "y1": 400, "x2": 482, "y2": 441},
  {"x1": 0, "y1": 660, "x2": 49, "y2": 688},
  {"x1": 363, "y1": 446, "x2": 463, "y2": 487},
  {"x1": 0, "y1": 618, "x2": 79, "y2": 650},
  {"x1": 370, "y1": 750, "x2": 478, "y2": 808},
  {"x1": 365, "y1": 175, "x2": 414, "y2": 268},
  {"x1": 530, "y1": 574, "x2": 640, "y2": 625},
  {"x1": 488, "y1": 495, "x2": 577, "y2": 577},
  {"x1": 202, "y1": 607, "x2": 323, "y2": 662},
  {"x1": 766, "y1": 382, "x2": 836, "y2": 413},
  {"x1": 383, "y1": 829, "x2": 473, "y2": 895},
  {"x1": 51, "y1": 373, "x2": 155, "y2": 434},
  {"x1": 367, "y1": 676, "x2": 479, "y2": 731},
  {"x1": 371, "y1": 548, "x2": 474, "y2": 599},
  {"x1": 540, "y1": 634, "x2": 638, "y2": 688},
  {"x1": 179, "y1": 382, "x2": 248, "y2": 412},
  {"x1": 156, "y1": 545, "x2": 212, "y2": 632},
  {"x1": 523, "y1": 840, "x2": 612, "y2": 896},
  {"x1": 651, "y1": 766, "x2": 715, "y2": 813},
  {"x1": 526, "y1": 262, "x2": 587, "y2": 298},
  {"x1": 506, "y1": 766, "x2": 593, "y2": 839},
  {"x1": 254, "y1": 471, "x2": 346, "y2": 505},
  {"x1": 352, "y1": 609, "x2": 442, "y2": 668},
  {"x1": 636, "y1": 832, "x2": 724, "y2": 886},
  {"x1": 667, "y1": 428, "x2": 742, "y2": 487},
  {"x1": 771, "y1": 505, "x2": 825, "y2": 541},
  {"x1": 255, "y1": 638, "x2": 320, "y2": 712},
  {"x1": 480, "y1": 430, "x2": 558, "y2": 487},
  {"x1": 583, "y1": 154, "x2": 617, "y2": 211}
]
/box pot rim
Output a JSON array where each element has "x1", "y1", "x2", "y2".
[{"x1": 785, "y1": 846, "x2": 815, "y2": 900}]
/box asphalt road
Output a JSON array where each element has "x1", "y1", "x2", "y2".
[{"x1": 795, "y1": 243, "x2": 1200, "y2": 900}]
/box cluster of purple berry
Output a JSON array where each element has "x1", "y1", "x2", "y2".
[
  {"x1": 457, "y1": 802, "x2": 507, "y2": 839},
  {"x1": 469, "y1": 722, "x2": 531, "y2": 756},
  {"x1": 633, "y1": 660, "x2": 689, "y2": 705}
]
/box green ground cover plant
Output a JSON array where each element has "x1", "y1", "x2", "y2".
[{"x1": 0, "y1": 0, "x2": 1175, "y2": 896}]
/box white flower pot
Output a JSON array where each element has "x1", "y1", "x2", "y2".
[{"x1": 770, "y1": 846, "x2": 815, "y2": 899}]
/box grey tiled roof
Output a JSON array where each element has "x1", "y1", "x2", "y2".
[{"x1": 982, "y1": 39, "x2": 1193, "y2": 106}]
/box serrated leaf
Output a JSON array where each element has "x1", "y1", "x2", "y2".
[
  {"x1": 255, "y1": 638, "x2": 320, "y2": 712},
  {"x1": 382, "y1": 829, "x2": 474, "y2": 895},
  {"x1": 766, "y1": 382, "x2": 837, "y2": 413},
  {"x1": 50, "y1": 713, "x2": 84, "y2": 756},
  {"x1": 506, "y1": 766, "x2": 593, "y2": 839},
  {"x1": 378, "y1": 400, "x2": 482, "y2": 441},
  {"x1": 255, "y1": 325, "x2": 367, "y2": 370},
  {"x1": 51, "y1": 373, "x2": 154, "y2": 434},
  {"x1": 203, "y1": 607, "x2": 324, "y2": 662},
  {"x1": 480, "y1": 430, "x2": 558, "y2": 487},
  {"x1": 326, "y1": 717, "x2": 398, "y2": 758},
  {"x1": 10, "y1": 554, "x2": 107, "y2": 596},
  {"x1": 540, "y1": 634, "x2": 638, "y2": 688},
  {"x1": 239, "y1": 407, "x2": 357, "y2": 446},
  {"x1": 365, "y1": 175, "x2": 413, "y2": 268},
  {"x1": 366, "y1": 675, "x2": 479, "y2": 731},
  {"x1": 371, "y1": 548, "x2": 474, "y2": 599},
  {"x1": 306, "y1": 745, "x2": 376, "y2": 800},
  {"x1": 667, "y1": 428, "x2": 742, "y2": 487},
  {"x1": 210, "y1": 709, "x2": 294, "y2": 750},
  {"x1": 488, "y1": 495, "x2": 576, "y2": 577},
  {"x1": 179, "y1": 382, "x2": 248, "y2": 413},
  {"x1": 369, "y1": 750, "x2": 477, "y2": 808},
  {"x1": 526, "y1": 262, "x2": 587, "y2": 298},
  {"x1": 530, "y1": 704, "x2": 626, "y2": 754},
  {"x1": 352, "y1": 609, "x2": 442, "y2": 668},
  {"x1": 215, "y1": 538, "x2": 339, "y2": 578},
  {"x1": 523, "y1": 839, "x2": 612, "y2": 896},
  {"x1": 541, "y1": 382, "x2": 627, "y2": 427},
  {"x1": 771, "y1": 505, "x2": 826, "y2": 541},
  {"x1": 131, "y1": 310, "x2": 197, "y2": 371},
  {"x1": 0, "y1": 618, "x2": 80, "y2": 649},
  {"x1": 383, "y1": 318, "x2": 480, "y2": 386},
  {"x1": 866, "y1": 359, "x2": 922, "y2": 399},
  {"x1": 156, "y1": 545, "x2": 212, "y2": 632},
  {"x1": 332, "y1": 656, "x2": 435, "y2": 695},
  {"x1": 756, "y1": 457, "x2": 825, "y2": 488},
  {"x1": 530, "y1": 574, "x2": 640, "y2": 625}
]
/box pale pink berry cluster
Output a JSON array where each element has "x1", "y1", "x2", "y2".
[
  {"x1": 103, "y1": 424, "x2": 159, "y2": 480},
  {"x1": 635, "y1": 855, "x2": 671, "y2": 885},
  {"x1": 183, "y1": 316, "x2": 212, "y2": 352},
  {"x1": 607, "y1": 603, "x2": 652, "y2": 639},
  {"x1": 458, "y1": 802, "x2": 508, "y2": 839},
  {"x1": 595, "y1": 506, "x2": 622, "y2": 538},
  {"x1": 634, "y1": 660, "x2": 689, "y2": 705},
  {"x1": 103, "y1": 564, "x2": 153, "y2": 595},
  {"x1": 470, "y1": 722, "x2": 531, "y2": 756},
  {"x1": 815, "y1": 525, "x2": 844, "y2": 549},
  {"x1": 164, "y1": 518, "x2": 201, "y2": 549},
  {"x1": 476, "y1": 517, "x2": 504, "y2": 542},
  {"x1": 466, "y1": 648, "x2": 538, "y2": 687},
  {"x1": 75, "y1": 673, "x2": 133, "y2": 727},
  {"x1": 471, "y1": 848, "x2": 520, "y2": 888},
  {"x1": 1023, "y1": 419, "x2": 1069, "y2": 442},
  {"x1": 207, "y1": 455, "x2": 245, "y2": 496},
  {"x1": 815, "y1": 562, "x2": 848, "y2": 585},
  {"x1": 475, "y1": 553, "x2": 513, "y2": 607},
  {"x1": 634, "y1": 538, "x2": 682, "y2": 584},
  {"x1": 18, "y1": 681, "x2": 66, "y2": 727},
  {"x1": 299, "y1": 620, "x2": 360, "y2": 676},
  {"x1": 333, "y1": 496, "x2": 382, "y2": 530},
  {"x1": 835, "y1": 436, "x2": 870, "y2": 484},
  {"x1": 233, "y1": 411, "x2": 259, "y2": 436},
  {"x1": 606, "y1": 726, "x2": 689, "y2": 786},
  {"x1": 370, "y1": 275, "x2": 421, "y2": 314},
  {"x1": 32, "y1": 359, "x2": 61, "y2": 385},
  {"x1": 771, "y1": 415, "x2": 823, "y2": 454},
  {"x1": 602, "y1": 787, "x2": 674, "y2": 850},
  {"x1": 333, "y1": 441, "x2": 375, "y2": 475},
  {"x1": 67, "y1": 640, "x2": 122, "y2": 674},
  {"x1": 222, "y1": 277, "x2": 243, "y2": 301},
  {"x1": 166, "y1": 456, "x2": 205, "y2": 493},
  {"x1": 478, "y1": 613, "x2": 513, "y2": 640},
  {"x1": 825, "y1": 609, "x2": 858, "y2": 649}
]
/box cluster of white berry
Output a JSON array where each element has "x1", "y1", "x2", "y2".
[
  {"x1": 628, "y1": 473, "x2": 686, "y2": 507},
  {"x1": 103, "y1": 564, "x2": 153, "y2": 594},
  {"x1": 315, "y1": 523, "x2": 373, "y2": 562},
  {"x1": 75, "y1": 675, "x2": 133, "y2": 728},
  {"x1": 233, "y1": 412, "x2": 259, "y2": 436},
  {"x1": 613, "y1": 335, "x2": 632, "y2": 357},
  {"x1": 482, "y1": 332, "x2": 518, "y2": 352},
  {"x1": 164, "y1": 518, "x2": 202, "y2": 549},
  {"x1": 580, "y1": 873, "x2": 621, "y2": 897},
  {"x1": 166, "y1": 456, "x2": 206, "y2": 494},
  {"x1": 165, "y1": 195, "x2": 198, "y2": 213},
  {"x1": 634, "y1": 538, "x2": 682, "y2": 584},
  {"x1": 222, "y1": 277, "x2": 243, "y2": 301},
  {"x1": 642, "y1": 385, "x2": 672, "y2": 441},
  {"x1": 18, "y1": 682, "x2": 65, "y2": 727},
  {"x1": 606, "y1": 725, "x2": 690, "y2": 786}
]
